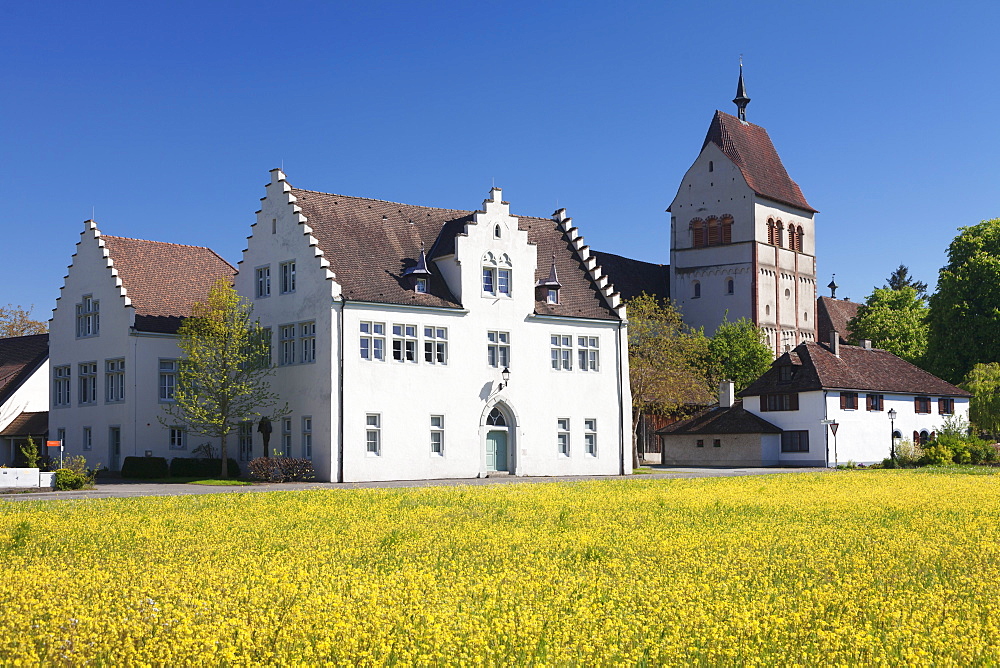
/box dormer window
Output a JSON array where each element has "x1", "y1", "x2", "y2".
[
  {"x1": 536, "y1": 254, "x2": 562, "y2": 305},
  {"x1": 778, "y1": 365, "x2": 795, "y2": 382},
  {"x1": 547, "y1": 288, "x2": 559, "y2": 304},
  {"x1": 415, "y1": 278, "x2": 428, "y2": 293},
  {"x1": 483, "y1": 252, "x2": 512, "y2": 297},
  {"x1": 403, "y1": 244, "x2": 432, "y2": 293}
]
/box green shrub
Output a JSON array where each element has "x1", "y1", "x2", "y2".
[
  {"x1": 894, "y1": 439, "x2": 923, "y2": 467},
  {"x1": 920, "y1": 443, "x2": 954, "y2": 467},
  {"x1": 967, "y1": 438, "x2": 998, "y2": 464},
  {"x1": 120, "y1": 457, "x2": 169, "y2": 479},
  {"x1": 54, "y1": 468, "x2": 87, "y2": 490}
]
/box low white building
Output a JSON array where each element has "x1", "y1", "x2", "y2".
[
  {"x1": 739, "y1": 335, "x2": 971, "y2": 466},
  {"x1": 0, "y1": 334, "x2": 49, "y2": 465}
]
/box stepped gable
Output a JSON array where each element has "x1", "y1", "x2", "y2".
[
  {"x1": 741, "y1": 341, "x2": 971, "y2": 398},
  {"x1": 656, "y1": 401, "x2": 781, "y2": 435},
  {"x1": 817, "y1": 296, "x2": 859, "y2": 345},
  {"x1": 101, "y1": 236, "x2": 235, "y2": 333},
  {"x1": 591, "y1": 251, "x2": 669, "y2": 301},
  {"x1": 0, "y1": 334, "x2": 48, "y2": 405},
  {"x1": 704, "y1": 110, "x2": 817, "y2": 213},
  {"x1": 290, "y1": 187, "x2": 619, "y2": 320}
]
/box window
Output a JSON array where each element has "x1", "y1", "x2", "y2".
[
  {"x1": 82, "y1": 426, "x2": 92, "y2": 451},
  {"x1": 708, "y1": 160, "x2": 714, "y2": 172},
  {"x1": 557, "y1": 418, "x2": 570, "y2": 456},
  {"x1": 915, "y1": 396, "x2": 932, "y2": 414},
  {"x1": 487, "y1": 407, "x2": 506, "y2": 426},
  {"x1": 279, "y1": 325, "x2": 296, "y2": 365},
  {"x1": 392, "y1": 324, "x2": 417, "y2": 362},
  {"x1": 360, "y1": 322, "x2": 386, "y2": 361},
  {"x1": 302, "y1": 416, "x2": 313, "y2": 459},
  {"x1": 366, "y1": 414, "x2": 381, "y2": 456},
  {"x1": 256, "y1": 327, "x2": 272, "y2": 368},
  {"x1": 696, "y1": 439, "x2": 704, "y2": 448},
  {"x1": 776, "y1": 222, "x2": 784, "y2": 248},
  {"x1": 415, "y1": 277, "x2": 428, "y2": 294},
  {"x1": 721, "y1": 216, "x2": 733, "y2": 244},
  {"x1": 238, "y1": 421, "x2": 253, "y2": 461},
  {"x1": 777, "y1": 365, "x2": 795, "y2": 383},
  {"x1": 760, "y1": 393, "x2": 799, "y2": 411},
  {"x1": 482, "y1": 266, "x2": 495, "y2": 294},
  {"x1": 494, "y1": 224, "x2": 501, "y2": 238},
  {"x1": 169, "y1": 427, "x2": 187, "y2": 450},
  {"x1": 938, "y1": 398, "x2": 955, "y2": 415},
  {"x1": 498, "y1": 269, "x2": 511, "y2": 296},
  {"x1": 584, "y1": 419, "x2": 597, "y2": 456},
  {"x1": 546, "y1": 288, "x2": 559, "y2": 304},
  {"x1": 271, "y1": 218, "x2": 277, "y2": 234},
  {"x1": 726, "y1": 278, "x2": 734, "y2": 295},
  {"x1": 840, "y1": 392, "x2": 859, "y2": 410},
  {"x1": 578, "y1": 336, "x2": 599, "y2": 372},
  {"x1": 279, "y1": 261, "x2": 296, "y2": 294},
  {"x1": 866, "y1": 394, "x2": 884, "y2": 411},
  {"x1": 300, "y1": 321, "x2": 316, "y2": 364},
  {"x1": 706, "y1": 217, "x2": 719, "y2": 245},
  {"x1": 487, "y1": 331, "x2": 510, "y2": 368},
  {"x1": 550, "y1": 335, "x2": 573, "y2": 371},
  {"x1": 281, "y1": 418, "x2": 292, "y2": 456},
  {"x1": 796, "y1": 227, "x2": 804, "y2": 253},
  {"x1": 255, "y1": 266, "x2": 271, "y2": 298},
  {"x1": 693, "y1": 282, "x2": 701, "y2": 299},
  {"x1": 75, "y1": 295, "x2": 100, "y2": 337},
  {"x1": 787, "y1": 226, "x2": 797, "y2": 251},
  {"x1": 713, "y1": 439, "x2": 721, "y2": 448},
  {"x1": 53, "y1": 366, "x2": 71, "y2": 407},
  {"x1": 482, "y1": 252, "x2": 512, "y2": 297},
  {"x1": 691, "y1": 219, "x2": 704, "y2": 247},
  {"x1": 105, "y1": 359, "x2": 125, "y2": 403},
  {"x1": 78, "y1": 362, "x2": 98, "y2": 405},
  {"x1": 781, "y1": 431, "x2": 809, "y2": 452},
  {"x1": 424, "y1": 327, "x2": 448, "y2": 364},
  {"x1": 56, "y1": 428, "x2": 65, "y2": 447},
  {"x1": 767, "y1": 220, "x2": 776, "y2": 246},
  {"x1": 430, "y1": 415, "x2": 444, "y2": 456},
  {"x1": 159, "y1": 360, "x2": 177, "y2": 401}
]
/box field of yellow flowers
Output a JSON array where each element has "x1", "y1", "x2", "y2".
[{"x1": 2, "y1": 471, "x2": 1000, "y2": 664}]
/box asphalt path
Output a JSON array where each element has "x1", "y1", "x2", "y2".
[{"x1": 0, "y1": 466, "x2": 828, "y2": 502}]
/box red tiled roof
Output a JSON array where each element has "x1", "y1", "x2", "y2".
[
  {"x1": 0, "y1": 334, "x2": 48, "y2": 406},
  {"x1": 740, "y1": 341, "x2": 970, "y2": 397},
  {"x1": 591, "y1": 251, "x2": 669, "y2": 302},
  {"x1": 102, "y1": 236, "x2": 235, "y2": 333},
  {"x1": 289, "y1": 188, "x2": 619, "y2": 320},
  {"x1": 816, "y1": 296, "x2": 860, "y2": 345},
  {"x1": 704, "y1": 110, "x2": 817, "y2": 213},
  {"x1": 656, "y1": 401, "x2": 781, "y2": 435},
  {"x1": 0, "y1": 411, "x2": 48, "y2": 437}
]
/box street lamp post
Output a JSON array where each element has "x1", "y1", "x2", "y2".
[{"x1": 888, "y1": 407, "x2": 898, "y2": 462}]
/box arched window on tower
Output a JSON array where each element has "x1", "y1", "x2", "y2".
[
  {"x1": 691, "y1": 219, "x2": 704, "y2": 248},
  {"x1": 776, "y1": 222, "x2": 784, "y2": 248},
  {"x1": 708, "y1": 160, "x2": 714, "y2": 172},
  {"x1": 726, "y1": 277, "x2": 734, "y2": 295},
  {"x1": 693, "y1": 281, "x2": 701, "y2": 299},
  {"x1": 787, "y1": 226, "x2": 797, "y2": 251},
  {"x1": 796, "y1": 226, "x2": 804, "y2": 253},
  {"x1": 706, "y1": 217, "x2": 719, "y2": 246},
  {"x1": 721, "y1": 215, "x2": 733, "y2": 244},
  {"x1": 767, "y1": 219, "x2": 776, "y2": 246}
]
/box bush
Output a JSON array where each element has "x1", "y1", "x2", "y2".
[
  {"x1": 120, "y1": 457, "x2": 169, "y2": 479},
  {"x1": 894, "y1": 439, "x2": 923, "y2": 467},
  {"x1": 170, "y1": 457, "x2": 241, "y2": 478},
  {"x1": 54, "y1": 468, "x2": 87, "y2": 490},
  {"x1": 247, "y1": 457, "x2": 315, "y2": 482},
  {"x1": 967, "y1": 438, "x2": 998, "y2": 464}
]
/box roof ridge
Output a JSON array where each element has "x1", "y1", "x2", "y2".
[
  {"x1": 103, "y1": 234, "x2": 219, "y2": 252},
  {"x1": 289, "y1": 187, "x2": 473, "y2": 215}
]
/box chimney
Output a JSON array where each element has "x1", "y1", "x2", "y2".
[
  {"x1": 719, "y1": 380, "x2": 735, "y2": 409},
  {"x1": 861, "y1": 339, "x2": 872, "y2": 350},
  {"x1": 830, "y1": 331, "x2": 840, "y2": 358}
]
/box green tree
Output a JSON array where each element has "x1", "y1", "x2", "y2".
[
  {"x1": 847, "y1": 286, "x2": 929, "y2": 365},
  {"x1": 962, "y1": 362, "x2": 1000, "y2": 438},
  {"x1": 627, "y1": 294, "x2": 712, "y2": 469},
  {"x1": 160, "y1": 279, "x2": 286, "y2": 478},
  {"x1": 0, "y1": 304, "x2": 47, "y2": 338},
  {"x1": 926, "y1": 218, "x2": 1000, "y2": 383},
  {"x1": 707, "y1": 315, "x2": 773, "y2": 393},
  {"x1": 882, "y1": 264, "x2": 928, "y2": 298},
  {"x1": 19, "y1": 436, "x2": 40, "y2": 469}
]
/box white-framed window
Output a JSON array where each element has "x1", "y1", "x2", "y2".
[
  {"x1": 281, "y1": 418, "x2": 292, "y2": 456},
  {"x1": 498, "y1": 268, "x2": 511, "y2": 296},
  {"x1": 366, "y1": 414, "x2": 381, "y2": 456},
  {"x1": 53, "y1": 365, "x2": 71, "y2": 407},
  {"x1": 300, "y1": 321, "x2": 316, "y2": 363},
  {"x1": 482, "y1": 252, "x2": 512, "y2": 297},
  {"x1": 424, "y1": 327, "x2": 448, "y2": 364},
  {"x1": 302, "y1": 416, "x2": 313, "y2": 459},
  {"x1": 169, "y1": 427, "x2": 187, "y2": 450},
  {"x1": 255, "y1": 266, "x2": 271, "y2": 298},
  {"x1": 159, "y1": 359, "x2": 177, "y2": 402},
  {"x1": 360, "y1": 321, "x2": 386, "y2": 361},
  {"x1": 488, "y1": 331, "x2": 510, "y2": 368},
  {"x1": 578, "y1": 336, "x2": 600, "y2": 372},
  {"x1": 482, "y1": 266, "x2": 495, "y2": 294},
  {"x1": 430, "y1": 415, "x2": 444, "y2": 456},
  {"x1": 557, "y1": 418, "x2": 570, "y2": 456},
  {"x1": 415, "y1": 277, "x2": 428, "y2": 294},
  {"x1": 280, "y1": 261, "x2": 296, "y2": 294},
  {"x1": 392, "y1": 324, "x2": 417, "y2": 363},
  {"x1": 238, "y1": 421, "x2": 253, "y2": 461},
  {"x1": 75, "y1": 295, "x2": 100, "y2": 338},
  {"x1": 279, "y1": 325, "x2": 296, "y2": 365},
  {"x1": 546, "y1": 288, "x2": 559, "y2": 304},
  {"x1": 551, "y1": 335, "x2": 573, "y2": 371},
  {"x1": 584, "y1": 418, "x2": 597, "y2": 456},
  {"x1": 78, "y1": 362, "x2": 97, "y2": 405},
  {"x1": 105, "y1": 358, "x2": 125, "y2": 403},
  {"x1": 257, "y1": 327, "x2": 272, "y2": 369},
  {"x1": 82, "y1": 426, "x2": 92, "y2": 451}
]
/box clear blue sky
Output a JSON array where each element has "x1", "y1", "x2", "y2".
[{"x1": 3, "y1": 1, "x2": 997, "y2": 322}]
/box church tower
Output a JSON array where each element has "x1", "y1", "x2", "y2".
[{"x1": 668, "y1": 66, "x2": 818, "y2": 354}]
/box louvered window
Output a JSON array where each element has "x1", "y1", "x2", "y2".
[
  {"x1": 866, "y1": 394, "x2": 884, "y2": 411},
  {"x1": 761, "y1": 393, "x2": 799, "y2": 411},
  {"x1": 767, "y1": 220, "x2": 776, "y2": 245},
  {"x1": 692, "y1": 220, "x2": 704, "y2": 247},
  {"x1": 788, "y1": 226, "x2": 797, "y2": 251},
  {"x1": 706, "y1": 218, "x2": 719, "y2": 245},
  {"x1": 840, "y1": 392, "x2": 859, "y2": 410},
  {"x1": 796, "y1": 227, "x2": 804, "y2": 252},
  {"x1": 938, "y1": 398, "x2": 954, "y2": 415},
  {"x1": 721, "y1": 217, "x2": 733, "y2": 244},
  {"x1": 915, "y1": 396, "x2": 932, "y2": 414}
]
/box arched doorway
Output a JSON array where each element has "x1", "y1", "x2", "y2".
[{"x1": 482, "y1": 403, "x2": 515, "y2": 474}]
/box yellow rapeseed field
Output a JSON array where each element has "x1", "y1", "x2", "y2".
[{"x1": 1, "y1": 471, "x2": 999, "y2": 665}]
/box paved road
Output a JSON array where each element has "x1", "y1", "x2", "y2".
[{"x1": 0, "y1": 466, "x2": 827, "y2": 502}]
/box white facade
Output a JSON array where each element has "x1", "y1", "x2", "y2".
[{"x1": 235, "y1": 171, "x2": 631, "y2": 482}]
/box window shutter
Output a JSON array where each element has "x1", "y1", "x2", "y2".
[
  {"x1": 938, "y1": 398, "x2": 945, "y2": 414},
  {"x1": 913, "y1": 430, "x2": 919, "y2": 443},
  {"x1": 865, "y1": 394, "x2": 872, "y2": 410},
  {"x1": 760, "y1": 396, "x2": 769, "y2": 412},
  {"x1": 840, "y1": 393, "x2": 847, "y2": 410},
  {"x1": 790, "y1": 393, "x2": 799, "y2": 410}
]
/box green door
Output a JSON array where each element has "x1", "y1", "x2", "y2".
[{"x1": 486, "y1": 430, "x2": 508, "y2": 472}]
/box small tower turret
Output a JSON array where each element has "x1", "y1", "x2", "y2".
[{"x1": 733, "y1": 60, "x2": 750, "y2": 121}]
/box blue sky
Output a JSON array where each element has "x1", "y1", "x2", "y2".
[{"x1": 2, "y1": 1, "x2": 997, "y2": 322}]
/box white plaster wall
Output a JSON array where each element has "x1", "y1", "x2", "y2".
[{"x1": 668, "y1": 144, "x2": 755, "y2": 248}]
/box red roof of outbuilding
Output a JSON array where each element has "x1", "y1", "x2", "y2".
[{"x1": 0, "y1": 334, "x2": 48, "y2": 406}]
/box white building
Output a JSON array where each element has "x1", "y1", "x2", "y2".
[
  {"x1": 234, "y1": 170, "x2": 631, "y2": 482},
  {"x1": 668, "y1": 67, "x2": 818, "y2": 353},
  {"x1": 0, "y1": 334, "x2": 49, "y2": 465},
  {"x1": 48, "y1": 224, "x2": 234, "y2": 471}
]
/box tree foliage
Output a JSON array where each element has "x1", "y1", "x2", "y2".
[
  {"x1": 847, "y1": 286, "x2": 929, "y2": 365},
  {"x1": 962, "y1": 362, "x2": 1000, "y2": 438},
  {"x1": 160, "y1": 279, "x2": 286, "y2": 478},
  {"x1": 0, "y1": 304, "x2": 47, "y2": 338},
  {"x1": 926, "y1": 218, "x2": 1000, "y2": 383},
  {"x1": 882, "y1": 264, "x2": 928, "y2": 297},
  {"x1": 627, "y1": 294, "x2": 712, "y2": 468},
  {"x1": 707, "y1": 315, "x2": 773, "y2": 393}
]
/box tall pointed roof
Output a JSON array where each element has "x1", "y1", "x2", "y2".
[
  {"x1": 733, "y1": 63, "x2": 750, "y2": 121},
  {"x1": 703, "y1": 110, "x2": 817, "y2": 213}
]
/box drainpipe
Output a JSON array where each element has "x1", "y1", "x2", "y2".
[
  {"x1": 617, "y1": 319, "x2": 626, "y2": 476},
  {"x1": 823, "y1": 390, "x2": 829, "y2": 468},
  {"x1": 336, "y1": 296, "x2": 346, "y2": 483}
]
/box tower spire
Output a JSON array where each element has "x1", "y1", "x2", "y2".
[{"x1": 733, "y1": 57, "x2": 750, "y2": 121}]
